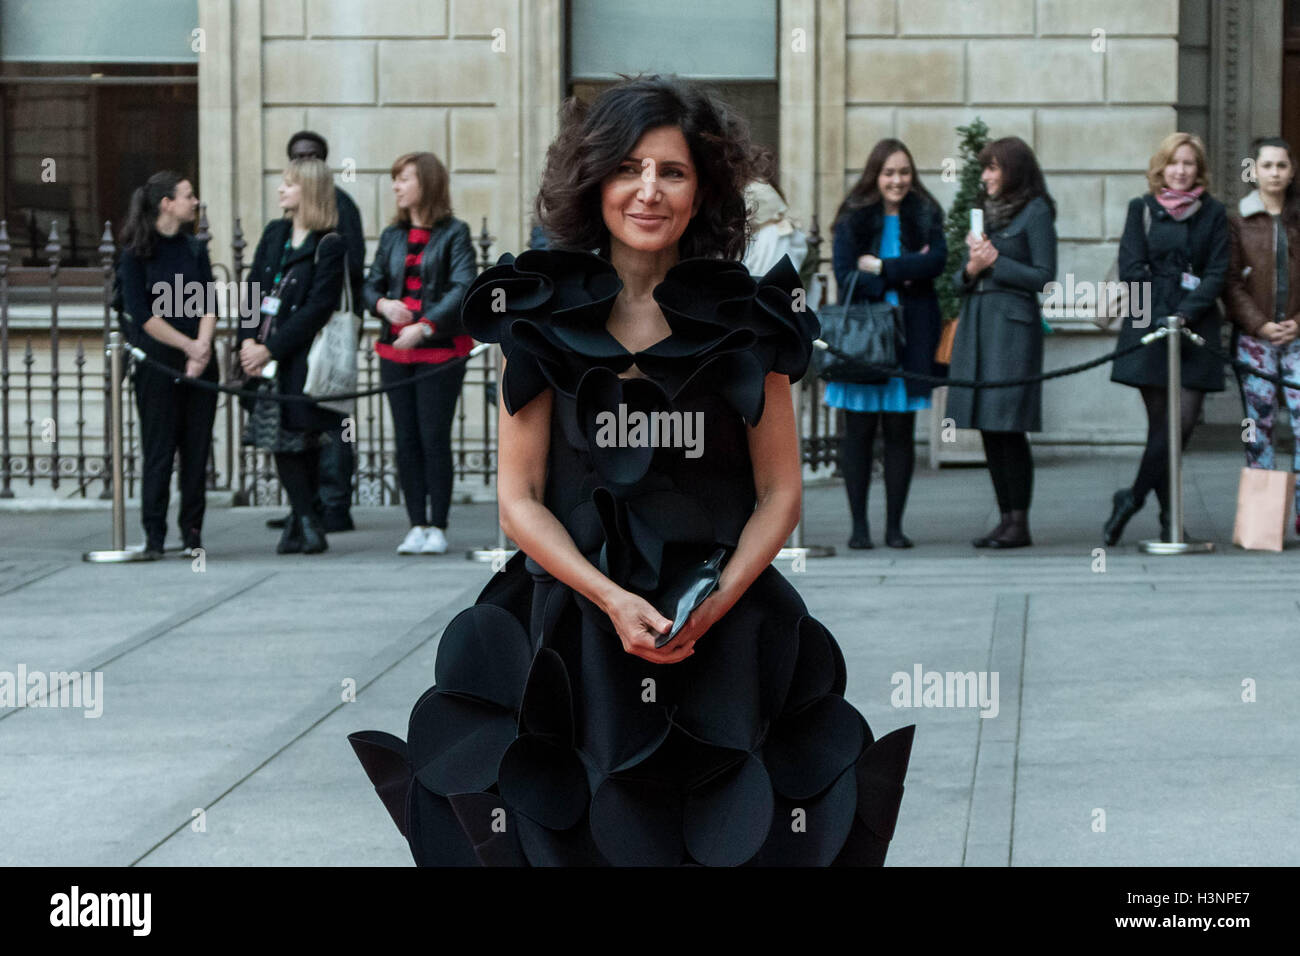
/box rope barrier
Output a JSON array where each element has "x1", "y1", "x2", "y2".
[{"x1": 125, "y1": 341, "x2": 490, "y2": 403}]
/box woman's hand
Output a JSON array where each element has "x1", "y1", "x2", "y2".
[
  {"x1": 966, "y1": 235, "x2": 998, "y2": 276},
  {"x1": 239, "y1": 339, "x2": 271, "y2": 375},
  {"x1": 185, "y1": 336, "x2": 211, "y2": 367},
  {"x1": 602, "y1": 588, "x2": 692, "y2": 665},
  {"x1": 659, "y1": 590, "x2": 731, "y2": 658},
  {"x1": 380, "y1": 298, "x2": 415, "y2": 325},
  {"x1": 857, "y1": 253, "x2": 883, "y2": 275},
  {"x1": 1264, "y1": 319, "x2": 1300, "y2": 345},
  {"x1": 393, "y1": 323, "x2": 427, "y2": 349}
]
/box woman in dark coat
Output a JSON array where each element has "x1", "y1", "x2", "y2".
[
  {"x1": 1103, "y1": 132, "x2": 1229, "y2": 544},
  {"x1": 828, "y1": 138, "x2": 947, "y2": 549},
  {"x1": 948, "y1": 136, "x2": 1058, "y2": 549},
  {"x1": 239, "y1": 157, "x2": 347, "y2": 555}
]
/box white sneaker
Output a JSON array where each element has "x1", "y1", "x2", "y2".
[
  {"x1": 420, "y1": 527, "x2": 448, "y2": 554},
  {"x1": 397, "y1": 526, "x2": 428, "y2": 554}
]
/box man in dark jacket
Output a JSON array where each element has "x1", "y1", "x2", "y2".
[{"x1": 267, "y1": 130, "x2": 365, "y2": 532}]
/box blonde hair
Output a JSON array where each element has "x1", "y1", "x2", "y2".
[
  {"x1": 1147, "y1": 132, "x2": 1211, "y2": 193},
  {"x1": 284, "y1": 157, "x2": 337, "y2": 231}
]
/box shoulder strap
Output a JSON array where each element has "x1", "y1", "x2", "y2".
[{"x1": 313, "y1": 231, "x2": 351, "y2": 314}]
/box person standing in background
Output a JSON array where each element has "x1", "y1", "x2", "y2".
[
  {"x1": 260, "y1": 130, "x2": 366, "y2": 534},
  {"x1": 948, "y1": 136, "x2": 1058, "y2": 550},
  {"x1": 240, "y1": 159, "x2": 348, "y2": 556},
  {"x1": 1103, "y1": 133, "x2": 1229, "y2": 545},
  {"x1": 827, "y1": 139, "x2": 947, "y2": 549},
  {"x1": 116, "y1": 171, "x2": 218, "y2": 559},
  {"x1": 363, "y1": 152, "x2": 476, "y2": 555},
  {"x1": 1223, "y1": 138, "x2": 1300, "y2": 535}
]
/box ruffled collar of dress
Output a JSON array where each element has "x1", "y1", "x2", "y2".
[{"x1": 462, "y1": 247, "x2": 815, "y2": 366}]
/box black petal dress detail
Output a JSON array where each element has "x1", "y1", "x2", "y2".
[{"x1": 349, "y1": 249, "x2": 915, "y2": 866}]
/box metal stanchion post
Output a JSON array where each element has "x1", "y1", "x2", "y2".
[
  {"x1": 84, "y1": 332, "x2": 152, "y2": 562},
  {"x1": 1139, "y1": 315, "x2": 1213, "y2": 555},
  {"x1": 469, "y1": 343, "x2": 516, "y2": 566},
  {"x1": 777, "y1": 372, "x2": 835, "y2": 562}
]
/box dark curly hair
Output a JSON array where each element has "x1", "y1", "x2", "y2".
[{"x1": 535, "y1": 74, "x2": 757, "y2": 261}]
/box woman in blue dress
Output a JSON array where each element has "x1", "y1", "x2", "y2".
[{"x1": 828, "y1": 139, "x2": 948, "y2": 549}]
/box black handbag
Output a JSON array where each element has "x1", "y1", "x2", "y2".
[{"x1": 813, "y1": 270, "x2": 905, "y2": 384}]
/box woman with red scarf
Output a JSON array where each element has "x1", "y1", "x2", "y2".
[
  {"x1": 363, "y1": 152, "x2": 476, "y2": 554},
  {"x1": 1104, "y1": 133, "x2": 1230, "y2": 545}
]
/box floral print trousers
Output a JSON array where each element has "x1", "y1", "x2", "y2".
[{"x1": 1237, "y1": 332, "x2": 1300, "y2": 515}]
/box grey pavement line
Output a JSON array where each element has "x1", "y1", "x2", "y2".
[
  {"x1": 0, "y1": 560, "x2": 69, "y2": 597},
  {"x1": 0, "y1": 571, "x2": 270, "y2": 723},
  {"x1": 114, "y1": 575, "x2": 487, "y2": 867},
  {"x1": 961, "y1": 592, "x2": 1028, "y2": 867}
]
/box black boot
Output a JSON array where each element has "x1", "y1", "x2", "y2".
[
  {"x1": 848, "y1": 521, "x2": 873, "y2": 550},
  {"x1": 1103, "y1": 488, "x2": 1142, "y2": 546},
  {"x1": 987, "y1": 509, "x2": 1032, "y2": 548},
  {"x1": 300, "y1": 512, "x2": 329, "y2": 554},
  {"x1": 973, "y1": 511, "x2": 1011, "y2": 548},
  {"x1": 277, "y1": 512, "x2": 304, "y2": 554}
]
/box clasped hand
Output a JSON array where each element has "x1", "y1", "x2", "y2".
[
  {"x1": 239, "y1": 338, "x2": 272, "y2": 376},
  {"x1": 1259, "y1": 319, "x2": 1299, "y2": 346},
  {"x1": 185, "y1": 337, "x2": 212, "y2": 378},
  {"x1": 604, "y1": 587, "x2": 729, "y2": 665}
]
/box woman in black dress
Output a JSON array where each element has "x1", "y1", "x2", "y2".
[
  {"x1": 1103, "y1": 133, "x2": 1229, "y2": 544},
  {"x1": 349, "y1": 75, "x2": 914, "y2": 866},
  {"x1": 239, "y1": 158, "x2": 347, "y2": 555}
]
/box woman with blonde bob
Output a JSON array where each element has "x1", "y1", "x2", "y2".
[
  {"x1": 1103, "y1": 133, "x2": 1230, "y2": 545},
  {"x1": 239, "y1": 157, "x2": 348, "y2": 555}
]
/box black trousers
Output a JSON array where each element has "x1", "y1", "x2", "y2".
[
  {"x1": 133, "y1": 357, "x2": 218, "y2": 548},
  {"x1": 380, "y1": 358, "x2": 467, "y2": 528}
]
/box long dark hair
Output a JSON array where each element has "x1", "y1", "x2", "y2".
[
  {"x1": 835, "y1": 138, "x2": 939, "y2": 228},
  {"x1": 119, "y1": 171, "x2": 184, "y2": 259},
  {"x1": 1252, "y1": 136, "x2": 1300, "y2": 234},
  {"x1": 536, "y1": 74, "x2": 757, "y2": 260},
  {"x1": 976, "y1": 137, "x2": 1056, "y2": 220}
]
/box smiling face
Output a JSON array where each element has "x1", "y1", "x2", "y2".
[
  {"x1": 391, "y1": 163, "x2": 422, "y2": 213},
  {"x1": 981, "y1": 160, "x2": 1003, "y2": 199},
  {"x1": 601, "y1": 125, "x2": 702, "y2": 256},
  {"x1": 877, "y1": 150, "x2": 913, "y2": 208},
  {"x1": 1256, "y1": 145, "x2": 1295, "y2": 199},
  {"x1": 1162, "y1": 143, "x2": 1200, "y2": 191}
]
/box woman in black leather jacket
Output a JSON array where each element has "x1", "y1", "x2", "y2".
[{"x1": 362, "y1": 152, "x2": 476, "y2": 555}]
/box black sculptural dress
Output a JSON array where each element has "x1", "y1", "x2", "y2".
[{"x1": 348, "y1": 249, "x2": 915, "y2": 866}]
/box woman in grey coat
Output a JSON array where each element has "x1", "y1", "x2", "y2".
[{"x1": 948, "y1": 137, "x2": 1058, "y2": 548}]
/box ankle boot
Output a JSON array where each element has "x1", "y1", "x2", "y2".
[
  {"x1": 848, "y1": 519, "x2": 873, "y2": 550},
  {"x1": 973, "y1": 511, "x2": 1011, "y2": 548},
  {"x1": 276, "y1": 512, "x2": 304, "y2": 554},
  {"x1": 1103, "y1": 488, "x2": 1142, "y2": 546},
  {"x1": 988, "y1": 509, "x2": 1032, "y2": 548},
  {"x1": 300, "y1": 512, "x2": 329, "y2": 554}
]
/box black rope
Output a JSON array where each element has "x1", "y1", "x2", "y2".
[
  {"x1": 127, "y1": 345, "x2": 484, "y2": 403},
  {"x1": 814, "y1": 337, "x2": 1153, "y2": 389},
  {"x1": 1193, "y1": 335, "x2": 1300, "y2": 392}
]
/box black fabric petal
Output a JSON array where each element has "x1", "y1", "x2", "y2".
[
  {"x1": 346, "y1": 730, "x2": 412, "y2": 839},
  {"x1": 683, "y1": 752, "x2": 775, "y2": 867},
  {"x1": 433, "y1": 604, "x2": 533, "y2": 712},
  {"x1": 854, "y1": 724, "x2": 915, "y2": 841},
  {"x1": 407, "y1": 781, "x2": 482, "y2": 867},
  {"x1": 783, "y1": 616, "x2": 838, "y2": 714},
  {"x1": 516, "y1": 810, "x2": 607, "y2": 866},
  {"x1": 589, "y1": 773, "x2": 687, "y2": 866},
  {"x1": 763, "y1": 694, "x2": 865, "y2": 800},
  {"x1": 751, "y1": 762, "x2": 858, "y2": 867},
  {"x1": 498, "y1": 733, "x2": 589, "y2": 830},
  {"x1": 446, "y1": 791, "x2": 529, "y2": 866},
  {"x1": 407, "y1": 690, "x2": 516, "y2": 796}
]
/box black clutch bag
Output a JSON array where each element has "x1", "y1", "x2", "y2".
[
  {"x1": 813, "y1": 270, "x2": 905, "y2": 384},
  {"x1": 652, "y1": 548, "x2": 727, "y2": 648}
]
